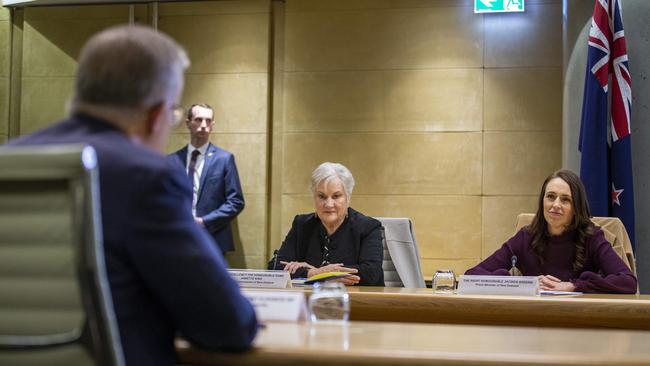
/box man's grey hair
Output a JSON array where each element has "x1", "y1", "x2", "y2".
[
  {"x1": 310, "y1": 162, "x2": 355, "y2": 199},
  {"x1": 72, "y1": 24, "x2": 189, "y2": 110}
]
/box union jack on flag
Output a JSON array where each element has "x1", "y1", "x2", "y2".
[{"x1": 579, "y1": 0, "x2": 635, "y2": 249}]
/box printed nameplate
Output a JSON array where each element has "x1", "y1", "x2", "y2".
[
  {"x1": 228, "y1": 269, "x2": 292, "y2": 289},
  {"x1": 457, "y1": 275, "x2": 539, "y2": 296},
  {"x1": 242, "y1": 289, "x2": 307, "y2": 322}
]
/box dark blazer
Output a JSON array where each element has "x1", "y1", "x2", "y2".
[
  {"x1": 168, "y1": 143, "x2": 244, "y2": 253},
  {"x1": 9, "y1": 114, "x2": 257, "y2": 366},
  {"x1": 269, "y1": 208, "x2": 384, "y2": 286}
]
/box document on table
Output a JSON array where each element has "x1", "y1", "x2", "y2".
[
  {"x1": 539, "y1": 290, "x2": 583, "y2": 296},
  {"x1": 304, "y1": 271, "x2": 352, "y2": 284}
]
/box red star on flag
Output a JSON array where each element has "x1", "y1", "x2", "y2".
[{"x1": 611, "y1": 183, "x2": 624, "y2": 206}]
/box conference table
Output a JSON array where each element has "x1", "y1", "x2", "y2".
[
  {"x1": 256, "y1": 286, "x2": 650, "y2": 330},
  {"x1": 176, "y1": 320, "x2": 650, "y2": 366},
  {"x1": 176, "y1": 287, "x2": 650, "y2": 365},
  {"x1": 337, "y1": 286, "x2": 650, "y2": 329}
]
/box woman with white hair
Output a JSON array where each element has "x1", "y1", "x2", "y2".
[{"x1": 268, "y1": 162, "x2": 384, "y2": 286}]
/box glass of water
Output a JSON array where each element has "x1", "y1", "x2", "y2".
[
  {"x1": 432, "y1": 269, "x2": 456, "y2": 294},
  {"x1": 309, "y1": 281, "x2": 350, "y2": 322}
]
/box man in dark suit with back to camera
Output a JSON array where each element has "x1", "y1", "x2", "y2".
[
  {"x1": 8, "y1": 25, "x2": 257, "y2": 366},
  {"x1": 169, "y1": 104, "x2": 245, "y2": 256}
]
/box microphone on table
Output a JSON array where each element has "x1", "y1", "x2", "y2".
[
  {"x1": 272, "y1": 249, "x2": 280, "y2": 270},
  {"x1": 509, "y1": 255, "x2": 523, "y2": 276}
]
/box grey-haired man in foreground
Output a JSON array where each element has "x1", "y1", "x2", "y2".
[{"x1": 9, "y1": 24, "x2": 257, "y2": 366}]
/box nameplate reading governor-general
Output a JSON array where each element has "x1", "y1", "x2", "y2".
[{"x1": 228, "y1": 269, "x2": 292, "y2": 289}]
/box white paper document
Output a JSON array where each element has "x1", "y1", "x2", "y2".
[{"x1": 539, "y1": 290, "x2": 583, "y2": 296}]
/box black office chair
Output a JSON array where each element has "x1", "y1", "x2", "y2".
[{"x1": 0, "y1": 144, "x2": 124, "y2": 366}]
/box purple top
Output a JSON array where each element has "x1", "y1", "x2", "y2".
[{"x1": 465, "y1": 226, "x2": 637, "y2": 294}]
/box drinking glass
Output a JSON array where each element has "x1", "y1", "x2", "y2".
[
  {"x1": 308, "y1": 281, "x2": 350, "y2": 322},
  {"x1": 432, "y1": 269, "x2": 456, "y2": 294}
]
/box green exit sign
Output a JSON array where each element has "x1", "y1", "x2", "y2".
[{"x1": 475, "y1": 0, "x2": 525, "y2": 13}]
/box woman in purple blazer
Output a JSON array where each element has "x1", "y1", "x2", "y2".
[{"x1": 466, "y1": 169, "x2": 637, "y2": 294}]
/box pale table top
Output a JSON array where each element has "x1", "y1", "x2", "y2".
[{"x1": 177, "y1": 320, "x2": 650, "y2": 366}]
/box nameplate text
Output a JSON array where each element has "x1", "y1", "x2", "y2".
[
  {"x1": 242, "y1": 289, "x2": 307, "y2": 322},
  {"x1": 229, "y1": 269, "x2": 292, "y2": 289},
  {"x1": 457, "y1": 275, "x2": 539, "y2": 296}
]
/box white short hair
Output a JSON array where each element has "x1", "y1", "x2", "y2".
[{"x1": 310, "y1": 162, "x2": 355, "y2": 199}]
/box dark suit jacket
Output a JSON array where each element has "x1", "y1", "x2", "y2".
[
  {"x1": 268, "y1": 208, "x2": 385, "y2": 286},
  {"x1": 168, "y1": 144, "x2": 244, "y2": 253},
  {"x1": 9, "y1": 114, "x2": 257, "y2": 366}
]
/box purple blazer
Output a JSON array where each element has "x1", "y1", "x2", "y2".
[{"x1": 466, "y1": 225, "x2": 637, "y2": 294}]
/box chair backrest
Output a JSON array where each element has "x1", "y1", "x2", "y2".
[
  {"x1": 514, "y1": 213, "x2": 636, "y2": 275},
  {"x1": 0, "y1": 144, "x2": 124, "y2": 366},
  {"x1": 375, "y1": 217, "x2": 426, "y2": 288}
]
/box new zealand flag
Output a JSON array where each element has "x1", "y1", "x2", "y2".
[{"x1": 579, "y1": 0, "x2": 635, "y2": 249}]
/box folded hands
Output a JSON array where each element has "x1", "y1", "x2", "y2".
[{"x1": 280, "y1": 261, "x2": 360, "y2": 285}]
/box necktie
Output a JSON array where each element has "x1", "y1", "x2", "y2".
[
  {"x1": 188, "y1": 149, "x2": 200, "y2": 187},
  {"x1": 321, "y1": 235, "x2": 331, "y2": 266}
]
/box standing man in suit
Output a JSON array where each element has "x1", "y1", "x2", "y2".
[
  {"x1": 8, "y1": 25, "x2": 257, "y2": 366},
  {"x1": 169, "y1": 104, "x2": 245, "y2": 255}
]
